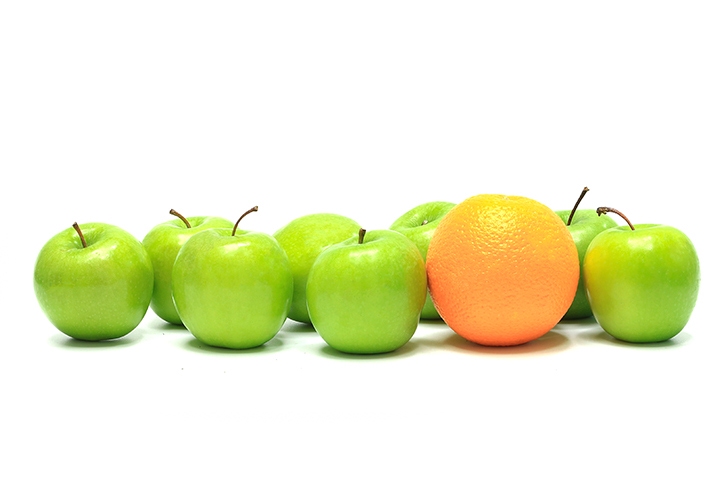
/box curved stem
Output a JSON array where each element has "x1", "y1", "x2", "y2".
[
  {"x1": 358, "y1": 228, "x2": 367, "y2": 244},
  {"x1": 232, "y1": 206, "x2": 259, "y2": 236},
  {"x1": 567, "y1": 187, "x2": 589, "y2": 226},
  {"x1": 169, "y1": 209, "x2": 192, "y2": 228},
  {"x1": 72, "y1": 222, "x2": 88, "y2": 248},
  {"x1": 596, "y1": 207, "x2": 635, "y2": 230}
]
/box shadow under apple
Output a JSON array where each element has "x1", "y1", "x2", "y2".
[
  {"x1": 581, "y1": 328, "x2": 692, "y2": 348},
  {"x1": 555, "y1": 315, "x2": 597, "y2": 327},
  {"x1": 49, "y1": 331, "x2": 141, "y2": 349},
  {"x1": 180, "y1": 336, "x2": 285, "y2": 355},
  {"x1": 316, "y1": 339, "x2": 421, "y2": 360},
  {"x1": 552, "y1": 316, "x2": 603, "y2": 336},
  {"x1": 281, "y1": 320, "x2": 317, "y2": 333},
  {"x1": 419, "y1": 318, "x2": 449, "y2": 329},
  {"x1": 148, "y1": 316, "x2": 188, "y2": 331}
]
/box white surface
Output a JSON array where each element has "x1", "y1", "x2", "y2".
[{"x1": 2, "y1": 2, "x2": 718, "y2": 478}]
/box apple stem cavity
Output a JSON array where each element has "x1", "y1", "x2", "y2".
[
  {"x1": 358, "y1": 228, "x2": 367, "y2": 244},
  {"x1": 597, "y1": 207, "x2": 635, "y2": 230},
  {"x1": 72, "y1": 222, "x2": 88, "y2": 248},
  {"x1": 567, "y1": 186, "x2": 590, "y2": 226},
  {"x1": 232, "y1": 206, "x2": 259, "y2": 236},
  {"x1": 422, "y1": 219, "x2": 429, "y2": 226},
  {"x1": 169, "y1": 209, "x2": 192, "y2": 228}
]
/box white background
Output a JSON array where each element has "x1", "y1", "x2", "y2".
[{"x1": 2, "y1": 1, "x2": 718, "y2": 478}]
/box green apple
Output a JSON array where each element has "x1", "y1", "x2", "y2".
[
  {"x1": 390, "y1": 201, "x2": 456, "y2": 319},
  {"x1": 584, "y1": 207, "x2": 700, "y2": 343},
  {"x1": 171, "y1": 207, "x2": 293, "y2": 349},
  {"x1": 34, "y1": 222, "x2": 154, "y2": 341},
  {"x1": 555, "y1": 187, "x2": 617, "y2": 319},
  {"x1": 306, "y1": 228, "x2": 426, "y2": 354},
  {"x1": 142, "y1": 209, "x2": 233, "y2": 325},
  {"x1": 274, "y1": 213, "x2": 361, "y2": 323}
]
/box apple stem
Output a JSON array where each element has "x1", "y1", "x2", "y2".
[
  {"x1": 169, "y1": 209, "x2": 192, "y2": 228},
  {"x1": 358, "y1": 228, "x2": 367, "y2": 244},
  {"x1": 567, "y1": 187, "x2": 589, "y2": 226},
  {"x1": 232, "y1": 206, "x2": 259, "y2": 236},
  {"x1": 422, "y1": 219, "x2": 429, "y2": 226},
  {"x1": 72, "y1": 222, "x2": 88, "y2": 248},
  {"x1": 597, "y1": 207, "x2": 635, "y2": 230}
]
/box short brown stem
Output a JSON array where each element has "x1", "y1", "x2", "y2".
[
  {"x1": 358, "y1": 228, "x2": 367, "y2": 244},
  {"x1": 567, "y1": 187, "x2": 589, "y2": 226},
  {"x1": 72, "y1": 222, "x2": 88, "y2": 248},
  {"x1": 169, "y1": 209, "x2": 192, "y2": 228},
  {"x1": 421, "y1": 219, "x2": 429, "y2": 226},
  {"x1": 596, "y1": 207, "x2": 635, "y2": 230},
  {"x1": 232, "y1": 206, "x2": 259, "y2": 236}
]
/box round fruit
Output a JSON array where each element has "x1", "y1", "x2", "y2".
[
  {"x1": 142, "y1": 211, "x2": 233, "y2": 325},
  {"x1": 426, "y1": 194, "x2": 579, "y2": 346},
  {"x1": 34, "y1": 222, "x2": 154, "y2": 341},
  {"x1": 274, "y1": 213, "x2": 361, "y2": 323}
]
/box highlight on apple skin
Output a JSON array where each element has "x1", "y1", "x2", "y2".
[
  {"x1": 584, "y1": 207, "x2": 700, "y2": 343},
  {"x1": 34, "y1": 222, "x2": 154, "y2": 341},
  {"x1": 306, "y1": 228, "x2": 427, "y2": 354},
  {"x1": 171, "y1": 206, "x2": 294, "y2": 349}
]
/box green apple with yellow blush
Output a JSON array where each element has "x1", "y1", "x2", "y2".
[{"x1": 584, "y1": 207, "x2": 700, "y2": 343}]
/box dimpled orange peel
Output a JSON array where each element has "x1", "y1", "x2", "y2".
[{"x1": 426, "y1": 194, "x2": 579, "y2": 346}]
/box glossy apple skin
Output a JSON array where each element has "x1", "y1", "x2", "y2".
[
  {"x1": 143, "y1": 216, "x2": 233, "y2": 325},
  {"x1": 584, "y1": 224, "x2": 700, "y2": 343},
  {"x1": 274, "y1": 213, "x2": 361, "y2": 323},
  {"x1": 555, "y1": 209, "x2": 618, "y2": 319},
  {"x1": 171, "y1": 228, "x2": 293, "y2": 349},
  {"x1": 306, "y1": 229, "x2": 426, "y2": 354},
  {"x1": 390, "y1": 201, "x2": 456, "y2": 319},
  {"x1": 34, "y1": 223, "x2": 154, "y2": 341}
]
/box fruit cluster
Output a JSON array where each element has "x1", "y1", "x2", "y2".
[{"x1": 33, "y1": 188, "x2": 700, "y2": 353}]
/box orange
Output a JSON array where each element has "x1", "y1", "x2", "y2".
[{"x1": 426, "y1": 194, "x2": 579, "y2": 346}]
